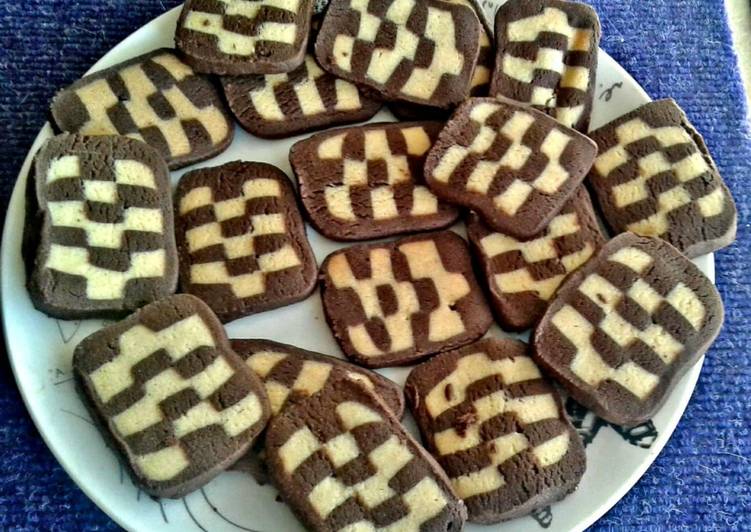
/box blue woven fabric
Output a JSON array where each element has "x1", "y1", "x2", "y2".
[{"x1": 0, "y1": 1, "x2": 749, "y2": 530}]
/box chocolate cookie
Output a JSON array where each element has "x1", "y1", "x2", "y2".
[
  {"x1": 290, "y1": 122, "x2": 459, "y2": 241},
  {"x1": 265, "y1": 375, "x2": 467, "y2": 531},
  {"x1": 587, "y1": 99, "x2": 737, "y2": 258},
  {"x1": 231, "y1": 339, "x2": 405, "y2": 417},
  {"x1": 405, "y1": 338, "x2": 585, "y2": 523},
  {"x1": 389, "y1": 0, "x2": 494, "y2": 120},
  {"x1": 467, "y1": 186, "x2": 605, "y2": 331},
  {"x1": 314, "y1": 0, "x2": 480, "y2": 108},
  {"x1": 490, "y1": 0, "x2": 601, "y2": 132},
  {"x1": 73, "y1": 294, "x2": 272, "y2": 498},
  {"x1": 424, "y1": 97, "x2": 597, "y2": 238},
  {"x1": 51, "y1": 49, "x2": 233, "y2": 170},
  {"x1": 24, "y1": 134, "x2": 178, "y2": 320},
  {"x1": 221, "y1": 54, "x2": 381, "y2": 138},
  {"x1": 320, "y1": 231, "x2": 493, "y2": 368},
  {"x1": 176, "y1": 0, "x2": 313, "y2": 75},
  {"x1": 533, "y1": 233, "x2": 724, "y2": 426},
  {"x1": 174, "y1": 161, "x2": 317, "y2": 323}
]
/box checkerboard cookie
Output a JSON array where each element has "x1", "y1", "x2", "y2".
[
  {"x1": 290, "y1": 121, "x2": 458, "y2": 240},
  {"x1": 587, "y1": 99, "x2": 737, "y2": 258},
  {"x1": 176, "y1": 0, "x2": 314, "y2": 75},
  {"x1": 315, "y1": 0, "x2": 481, "y2": 108},
  {"x1": 405, "y1": 338, "x2": 585, "y2": 523},
  {"x1": 467, "y1": 186, "x2": 605, "y2": 331},
  {"x1": 490, "y1": 0, "x2": 600, "y2": 132},
  {"x1": 320, "y1": 231, "x2": 493, "y2": 368},
  {"x1": 221, "y1": 54, "x2": 381, "y2": 138},
  {"x1": 24, "y1": 134, "x2": 178, "y2": 319},
  {"x1": 533, "y1": 232, "x2": 724, "y2": 426},
  {"x1": 231, "y1": 339, "x2": 405, "y2": 417},
  {"x1": 73, "y1": 294, "x2": 271, "y2": 498},
  {"x1": 424, "y1": 97, "x2": 597, "y2": 238},
  {"x1": 174, "y1": 161, "x2": 317, "y2": 323},
  {"x1": 265, "y1": 375, "x2": 467, "y2": 531},
  {"x1": 51, "y1": 49, "x2": 233, "y2": 169}
]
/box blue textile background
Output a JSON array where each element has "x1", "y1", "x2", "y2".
[{"x1": 0, "y1": 1, "x2": 749, "y2": 530}]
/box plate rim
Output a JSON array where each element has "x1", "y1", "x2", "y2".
[{"x1": 0, "y1": 5, "x2": 710, "y2": 532}]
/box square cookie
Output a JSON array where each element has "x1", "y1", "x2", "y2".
[
  {"x1": 51, "y1": 48, "x2": 233, "y2": 169},
  {"x1": 24, "y1": 134, "x2": 178, "y2": 319},
  {"x1": 405, "y1": 338, "x2": 586, "y2": 523},
  {"x1": 231, "y1": 339, "x2": 405, "y2": 417},
  {"x1": 174, "y1": 161, "x2": 317, "y2": 323},
  {"x1": 587, "y1": 99, "x2": 737, "y2": 258},
  {"x1": 490, "y1": 0, "x2": 601, "y2": 132},
  {"x1": 290, "y1": 121, "x2": 458, "y2": 241},
  {"x1": 533, "y1": 232, "x2": 724, "y2": 426},
  {"x1": 265, "y1": 375, "x2": 467, "y2": 531},
  {"x1": 320, "y1": 231, "x2": 493, "y2": 368},
  {"x1": 221, "y1": 54, "x2": 382, "y2": 139},
  {"x1": 73, "y1": 294, "x2": 272, "y2": 498},
  {"x1": 314, "y1": 0, "x2": 480, "y2": 108},
  {"x1": 176, "y1": 0, "x2": 314, "y2": 75},
  {"x1": 467, "y1": 186, "x2": 605, "y2": 331},
  {"x1": 424, "y1": 97, "x2": 597, "y2": 238}
]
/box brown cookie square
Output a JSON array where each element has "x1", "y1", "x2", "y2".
[
  {"x1": 490, "y1": 0, "x2": 601, "y2": 132},
  {"x1": 176, "y1": 0, "x2": 314, "y2": 75},
  {"x1": 290, "y1": 121, "x2": 459, "y2": 241},
  {"x1": 73, "y1": 294, "x2": 272, "y2": 498},
  {"x1": 231, "y1": 339, "x2": 405, "y2": 417},
  {"x1": 265, "y1": 375, "x2": 467, "y2": 531},
  {"x1": 587, "y1": 99, "x2": 737, "y2": 258},
  {"x1": 24, "y1": 134, "x2": 178, "y2": 320},
  {"x1": 314, "y1": 0, "x2": 480, "y2": 108},
  {"x1": 175, "y1": 161, "x2": 317, "y2": 322},
  {"x1": 533, "y1": 232, "x2": 724, "y2": 426},
  {"x1": 51, "y1": 49, "x2": 234, "y2": 170},
  {"x1": 467, "y1": 186, "x2": 605, "y2": 331},
  {"x1": 221, "y1": 54, "x2": 382, "y2": 139},
  {"x1": 320, "y1": 231, "x2": 493, "y2": 368},
  {"x1": 405, "y1": 338, "x2": 586, "y2": 523},
  {"x1": 424, "y1": 97, "x2": 597, "y2": 238}
]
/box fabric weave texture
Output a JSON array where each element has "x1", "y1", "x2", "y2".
[{"x1": 0, "y1": 0, "x2": 749, "y2": 530}]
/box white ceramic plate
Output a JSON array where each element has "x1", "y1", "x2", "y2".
[{"x1": 1, "y1": 5, "x2": 713, "y2": 532}]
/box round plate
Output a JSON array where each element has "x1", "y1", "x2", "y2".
[{"x1": 1, "y1": 6, "x2": 713, "y2": 532}]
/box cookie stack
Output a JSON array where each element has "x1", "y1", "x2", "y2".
[{"x1": 22, "y1": 0, "x2": 736, "y2": 529}]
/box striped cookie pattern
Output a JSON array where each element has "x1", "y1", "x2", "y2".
[
  {"x1": 405, "y1": 339, "x2": 585, "y2": 523},
  {"x1": 467, "y1": 186, "x2": 604, "y2": 331},
  {"x1": 588, "y1": 99, "x2": 737, "y2": 258},
  {"x1": 51, "y1": 49, "x2": 233, "y2": 170},
  {"x1": 490, "y1": 0, "x2": 600, "y2": 132},
  {"x1": 534, "y1": 233, "x2": 724, "y2": 426},
  {"x1": 73, "y1": 295, "x2": 271, "y2": 498},
  {"x1": 290, "y1": 122, "x2": 458, "y2": 240}
]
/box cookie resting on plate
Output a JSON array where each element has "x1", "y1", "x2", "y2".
[
  {"x1": 24, "y1": 134, "x2": 177, "y2": 320},
  {"x1": 587, "y1": 98, "x2": 737, "y2": 258},
  {"x1": 265, "y1": 375, "x2": 467, "y2": 532},
  {"x1": 176, "y1": 0, "x2": 314, "y2": 75},
  {"x1": 290, "y1": 121, "x2": 458, "y2": 241},
  {"x1": 315, "y1": 0, "x2": 480, "y2": 108},
  {"x1": 490, "y1": 0, "x2": 601, "y2": 132},
  {"x1": 174, "y1": 161, "x2": 317, "y2": 323},
  {"x1": 320, "y1": 231, "x2": 493, "y2": 368},
  {"x1": 221, "y1": 54, "x2": 382, "y2": 138},
  {"x1": 533, "y1": 232, "x2": 724, "y2": 426},
  {"x1": 73, "y1": 294, "x2": 272, "y2": 498},
  {"x1": 405, "y1": 338, "x2": 586, "y2": 523},
  {"x1": 467, "y1": 186, "x2": 605, "y2": 331},
  {"x1": 231, "y1": 338, "x2": 405, "y2": 418},
  {"x1": 424, "y1": 97, "x2": 597, "y2": 238}
]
